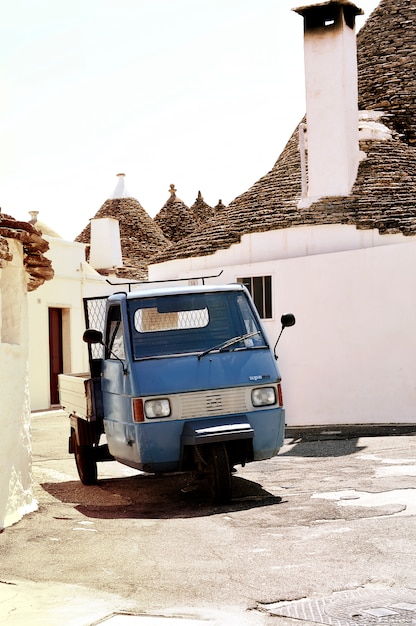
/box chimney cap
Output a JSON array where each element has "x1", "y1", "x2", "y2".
[
  {"x1": 111, "y1": 172, "x2": 131, "y2": 199},
  {"x1": 293, "y1": 1, "x2": 363, "y2": 18},
  {"x1": 29, "y1": 210, "x2": 39, "y2": 224}
]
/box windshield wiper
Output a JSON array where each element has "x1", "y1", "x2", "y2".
[{"x1": 198, "y1": 331, "x2": 260, "y2": 360}]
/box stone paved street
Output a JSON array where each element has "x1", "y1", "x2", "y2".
[{"x1": 1, "y1": 412, "x2": 416, "y2": 625}]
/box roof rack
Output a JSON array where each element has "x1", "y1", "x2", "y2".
[{"x1": 106, "y1": 270, "x2": 223, "y2": 292}]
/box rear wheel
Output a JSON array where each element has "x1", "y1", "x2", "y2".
[
  {"x1": 207, "y1": 442, "x2": 232, "y2": 504},
  {"x1": 72, "y1": 433, "x2": 97, "y2": 485}
]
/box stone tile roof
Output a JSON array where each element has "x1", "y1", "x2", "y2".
[
  {"x1": 153, "y1": 184, "x2": 195, "y2": 242},
  {"x1": 0, "y1": 213, "x2": 54, "y2": 291},
  {"x1": 190, "y1": 191, "x2": 216, "y2": 225},
  {"x1": 152, "y1": 0, "x2": 416, "y2": 264},
  {"x1": 357, "y1": 0, "x2": 416, "y2": 147},
  {"x1": 75, "y1": 196, "x2": 169, "y2": 280},
  {"x1": 214, "y1": 200, "x2": 227, "y2": 212}
]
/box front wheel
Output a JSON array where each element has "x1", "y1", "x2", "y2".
[
  {"x1": 72, "y1": 433, "x2": 97, "y2": 485},
  {"x1": 207, "y1": 443, "x2": 232, "y2": 504}
]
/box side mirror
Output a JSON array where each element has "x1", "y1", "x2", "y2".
[
  {"x1": 280, "y1": 313, "x2": 296, "y2": 328},
  {"x1": 274, "y1": 313, "x2": 296, "y2": 359},
  {"x1": 83, "y1": 329, "x2": 103, "y2": 344},
  {"x1": 83, "y1": 328, "x2": 127, "y2": 375}
]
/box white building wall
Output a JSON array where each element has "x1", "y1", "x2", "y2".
[
  {"x1": 149, "y1": 226, "x2": 416, "y2": 426},
  {"x1": 149, "y1": 224, "x2": 409, "y2": 278},
  {"x1": 0, "y1": 238, "x2": 37, "y2": 529},
  {"x1": 28, "y1": 237, "x2": 118, "y2": 410},
  {"x1": 272, "y1": 241, "x2": 416, "y2": 426}
]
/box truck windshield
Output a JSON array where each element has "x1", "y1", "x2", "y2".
[{"x1": 128, "y1": 291, "x2": 267, "y2": 359}]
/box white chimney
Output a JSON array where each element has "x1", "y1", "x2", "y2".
[
  {"x1": 89, "y1": 217, "x2": 123, "y2": 271},
  {"x1": 294, "y1": 1, "x2": 363, "y2": 204}
]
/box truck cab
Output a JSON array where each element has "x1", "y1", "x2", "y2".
[{"x1": 59, "y1": 283, "x2": 294, "y2": 503}]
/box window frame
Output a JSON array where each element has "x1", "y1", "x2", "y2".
[
  {"x1": 127, "y1": 291, "x2": 267, "y2": 360},
  {"x1": 106, "y1": 305, "x2": 126, "y2": 361},
  {"x1": 237, "y1": 275, "x2": 272, "y2": 320}
]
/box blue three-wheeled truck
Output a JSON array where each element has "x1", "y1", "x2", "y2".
[{"x1": 59, "y1": 282, "x2": 294, "y2": 503}]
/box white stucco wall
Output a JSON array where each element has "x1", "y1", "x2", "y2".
[
  {"x1": 0, "y1": 239, "x2": 37, "y2": 529},
  {"x1": 272, "y1": 241, "x2": 416, "y2": 425},
  {"x1": 149, "y1": 225, "x2": 416, "y2": 426}
]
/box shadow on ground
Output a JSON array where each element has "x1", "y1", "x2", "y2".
[
  {"x1": 280, "y1": 437, "x2": 367, "y2": 457},
  {"x1": 41, "y1": 472, "x2": 284, "y2": 520},
  {"x1": 281, "y1": 424, "x2": 416, "y2": 458}
]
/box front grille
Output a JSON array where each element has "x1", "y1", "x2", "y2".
[{"x1": 180, "y1": 388, "x2": 248, "y2": 419}]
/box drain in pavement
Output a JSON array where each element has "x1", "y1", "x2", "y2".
[{"x1": 258, "y1": 587, "x2": 416, "y2": 625}]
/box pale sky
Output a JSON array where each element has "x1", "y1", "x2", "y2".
[{"x1": 1, "y1": 0, "x2": 380, "y2": 240}]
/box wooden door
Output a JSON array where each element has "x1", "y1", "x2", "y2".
[{"x1": 49, "y1": 308, "x2": 63, "y2": 406}]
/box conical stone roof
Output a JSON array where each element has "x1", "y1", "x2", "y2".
[
  {"x1": 153, "y1": 185, "x2": 195, "y2": 243},
  {"x1": 76, "y1": 174, "x2": 169, "y2": 279},
  {"x1": 153, "y1": 0, "x2": 416, "y2": 264},
  {"x1": 190, "y1": 191, "x2": 215, "y2": 226},
  {"x1": 214, "y1": 200, "x2": 227, "y2": 212},
  {"x1": 357, "y1": 0, "x2": 416, "y2": 146}
]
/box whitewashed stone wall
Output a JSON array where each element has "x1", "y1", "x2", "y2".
[{"x1": 0, "y1": 239, "x2": 37, "y2": 529}]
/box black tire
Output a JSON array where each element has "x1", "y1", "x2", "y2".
[
  {"x1": 72, "y1": 434, "x2": 97, "y2": 485},
  {"x1": 207, "y1": 442, "x2": 232, "y2": 504}
]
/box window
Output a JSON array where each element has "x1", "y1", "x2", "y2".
[
  {"x1": 134, "y1": 306, "x2": 209, "y2": 333},
  {"x1": 237, "y1": 276, "x2": 272, "y2": 319},
  {"x1": 106, "y1": 305, "x2": 125, "y2": 360},
  {"x1": 128, "y1": 291, "x2": 267, "y2": 360}
]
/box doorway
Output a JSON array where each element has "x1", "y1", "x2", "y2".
[{"x1": 49, "y1": 308, "x2": 63, "y2": 406}]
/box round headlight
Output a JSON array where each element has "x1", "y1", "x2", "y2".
[
  {"x1": 251, "y1": 387, "x2": 276, "y2": 407},
  {"x1": 144, "y1": 398, "x2": 171, "y2": 418}
]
